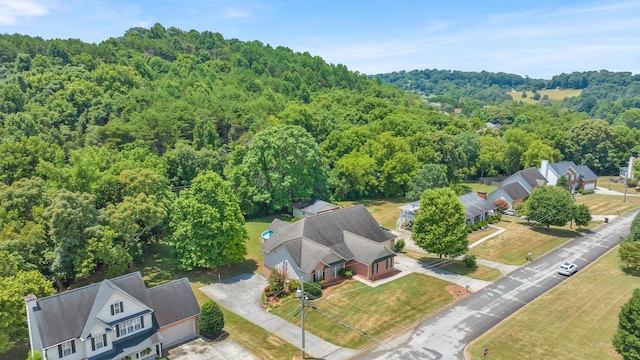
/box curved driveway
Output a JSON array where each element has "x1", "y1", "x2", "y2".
[{"x1": 353, "y1": 209, "x2": 638, "y2": 360}]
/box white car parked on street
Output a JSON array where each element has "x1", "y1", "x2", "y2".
[{"x1": 558, "y1": 262, "x2": 578, "y2": 276}]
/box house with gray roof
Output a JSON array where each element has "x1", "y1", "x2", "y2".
[
  {"x1": 540, "y1": 159, "x2": 598, "y2": 191},
  {"x1": 459, "y1": 192, "x2": 498, "y2": 225},
  {"x1": 291, "y1": 198, "x2": 341, "y2": 218},
  {"x1": 261, "y1": 205, "x2": 397, "y2": 283},
  {"x1": 24, "y1": 272, "x2": 200, "y2": 360},
  {"x1": 488, "y1": 167, "x2": 547, "y2": 209},
  {"x1": 396, "y1": 192, "x2": 497, "y2": 229}
]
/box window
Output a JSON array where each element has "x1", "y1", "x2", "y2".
[
  {"x1": 91, "y1": 334, "x2": 107, "y2": 351},
  {"x1": 58, "y1": 340, "x2": 75, "y2": 357},
  {"x1": 315, "y1": 269, "x2": 324, "y2": 281},
  {"x1": 282, "y1": 260, "x2": 288, "y2": 272},
  {"x1": 372, "y1": 263, "x2": 378, "y2": 275},
  {"x1": 386, "y1": 258, "x2": 392, "y2": 270},
  {"x1": 118, "y1": 317, "x2": 143, "y2": 337},
  {"x1": 111, "y1": 301, "x2": 124, "y2": 316}
]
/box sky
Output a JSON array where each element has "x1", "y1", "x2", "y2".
[{"x1": 1, "y1": 0, "x2": 640, "y2": 79}]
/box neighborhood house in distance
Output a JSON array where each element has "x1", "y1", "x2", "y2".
[
  {"x1": 24, "y1": 272, "x2": 200, "y2": 360},
  {"x1": 397, "y1": 159, "x2": 598, "y2": 229},
  {"x1": 261, "y1": 204, "x2": 397, "y2": 284}
]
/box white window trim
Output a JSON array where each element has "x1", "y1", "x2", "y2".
[
  {"x1": 120, "y1": 317, "x2": 142, "y2": 336},
  {"x1": 61, "y1": 341, "x2": 73, "y2": 356},
  {"x1": 372, "y1": 263, "x2": 378, "y2": 275}
]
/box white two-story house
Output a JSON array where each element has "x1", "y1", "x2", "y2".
[{"x1": 24, "y1": 272, "x2": 200, "y2": 360}]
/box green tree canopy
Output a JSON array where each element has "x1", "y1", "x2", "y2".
[
  {"x1": 198, "y1": 300, "x2": 225, "y2": 337},
  {"x1": 411, "y1": 188, "x2": 468, "y2": 258},
  {"x1": 572, "y1": 203, "x2": 591, "y2": 229},
  {"x1": 170, "y1": 172, "x2": 247, "y2": 270},
  {"x1": 613, "y1": 288, "x2": 640, "y2": 360},
  {"x1": 405, "y1": 164, "x2": 449, "y2": 201},
  {"x1": 233, "y1": 124, "x2": 327, "y2": 215},
  {"x1": 525, "y1": 185, "x2": 575, "y2": 229}
]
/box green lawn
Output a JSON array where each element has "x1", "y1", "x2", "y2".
[
  {"x1": 466, "y1": 248, "x2": 636, "y2": 360},
  {"x1": 468, "y1": 219, "x2": 594, "y2": 265},
  {"x1": 404, "y1": 251, "x2": 503, "y2": 282},
  {"x1": 270, "y1": 273, "x2": 457, "y2": 349}
]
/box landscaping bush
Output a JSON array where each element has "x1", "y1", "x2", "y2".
[
  {"x1": 287, "y1": 279, "x2": 300, "y2": 293},
  {"x1": 265, "y1": 267, "x2": 287, "y2": 297},
  {"x1": 338, "y1": 268, "x2": 353, "y2": 278},
  {"x1": 462, "y1": 254, "x2": 477, "y2": 268},
  {"x1": 198, "y1": 300, "x2": 225, "y2": 337},
  {"x1": 395, "y1": 238, "x2": 406, "y2": 252},
  {"x1": 303, "y1": 281, "x2": 322, "y2": 299}
]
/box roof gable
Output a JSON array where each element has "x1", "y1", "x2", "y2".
[
  {"x1": 342, "y1": 231, "x2": 395, "y2": 265},
  {"x1": 515, "y1": 167, "x2": 547, "y2": 188},
  {"x1": 33, "y1": 272, "x2": 153, "y2": 349},
  {"x1": 147, "y1": 278, "x2": 200, "y2": 328},
  {"x1": 292, "y1": 199, "x2": 340, "y2": 215},
  {"x1": 501, "y1": 181, "x2": 530, "y2": 200}
]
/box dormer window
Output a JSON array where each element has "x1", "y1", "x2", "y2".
[{"x1": 111, "y1": 301, "x2": 124, "y2": 315}]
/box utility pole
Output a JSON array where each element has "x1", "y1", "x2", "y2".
[
  {"x1": 624, "y1": 177, "x2": 628, "y2": 203},
  {"x1": 296, "y1": 279, "x2": 306, "y2": 359}
]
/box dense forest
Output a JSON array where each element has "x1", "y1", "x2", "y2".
[{"x1": 2, "y1": 23, "x2": 640, "y2": 354}]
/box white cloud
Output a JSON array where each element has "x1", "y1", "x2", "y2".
[
  {"x1": 0, "y1": 0, "x2": 50, "y2": 25},
  {"x1": 224, "y1": 6, "x2": 250, "y2": 19}
]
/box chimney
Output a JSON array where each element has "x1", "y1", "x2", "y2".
[
  {"x1": 24, "y1": 295, "x2": 38, "y2": 352},
  {"x1": 540, "y1": 159, "x2": 549, "y2": 178}
]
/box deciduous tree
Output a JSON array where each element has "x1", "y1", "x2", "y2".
[
  {"x1": 613, "y1": 288, "x2": 640, "y2": 359},
  {"x1": 412, "y1": 188, "x2": 468, "y2": 258},
  {"x1": 525, "y1": 185, "x2": 574, "y2": 229},
  {"x1": 170, "y1": 172, "x2": 247, "y2": 270}
]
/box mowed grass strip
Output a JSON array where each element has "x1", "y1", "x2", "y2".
[
  {"x1": 404, "y1": 251, "x2": 503, "y2": 282},
  {"x1": 468, "y1": 219, "x2": 593, "y2": 265},
  {"x1": 270, "y1": 273, "x2": 456, "y2": 349},
  {"x1": 575, "y1": 193, "x2": 640, "y2": 216},
  {"x1": 466, "y1": 248, "x2": 636, "y2": 360}
]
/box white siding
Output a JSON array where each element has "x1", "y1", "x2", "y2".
[
  {"x1": 96, "y1": 291, "x2": 150, "y2": 322},
  {"x1": 264, "y1": 246, "x2": 307, "y2": 280},
  {"x1": 159, "y1": 318, "x2": 197, "y2": 348},
  {"x1": 584, "y1": 182, "x2": 596, "y2": 190}
]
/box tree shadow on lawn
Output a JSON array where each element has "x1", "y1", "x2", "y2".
[
  {"x1": 529, "y1": 225, "x2": 592, "y2": 238},
  {"x1": 418, "y1": 256, "x2": 476, "y2": 276},
  {"x1": 135, "y1": 242, "x2": 258, "y2": 287}
]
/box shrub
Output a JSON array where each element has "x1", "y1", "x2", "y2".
[
  {"x1": 198, "y1": 300, "x2": 225, "y2": 337},
  {"x1": 395, "y1": 238, "x2": 406, "y2": 252},
  {"x1": 302, "y1": 281, "x2": 322, "y2": 299},
  {"x1": 287, "y1": 279, "x2": 300, "y2": 293},
  {"x1": 338, "y1": 268, "x2": 353, "y2": 278},
  {"x1": 462, "y1": 254, "x2": 477, "y2": 268},
  {"x1": 265, "y1": 267, "x2": 287, "y2": 297}
]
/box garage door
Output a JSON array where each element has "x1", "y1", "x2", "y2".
[
  {"x1": 161, "y1": 318, "x2": 197, "y2": 348},
  {"x1": 584, "y1": 182, "x2": 595, "y2": 191}
]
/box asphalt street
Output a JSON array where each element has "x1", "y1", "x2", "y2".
[{"x1": 352, "y1": 209, "x2": 638, "y2": 360}]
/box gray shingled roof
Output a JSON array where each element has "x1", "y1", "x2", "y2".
[
  {"x1": 501, "y1": 181, "x2": 530, "y2": 200},
  {"x1": 575, "y1": 165, "x2": 598, "y2": 180},
  {"x1": 343, "y1": 231, "x2": 395, "y2": 265},
  {"x1": 33, "y1": 272, "x2": 153, "y2": 348},
  {"x1": 516, "y1": 167, "x2": 547, "y2": 188},
  {"x1": 459, "y1": 192, "x2": 497, "y2": 218},
  {"x1": 262, "y1": 205, "x2": 396, "y2": 273},
  {"x1": 292, "y1": 199, "x2": 340, "y2": 215},
  {"x1": 147, "y1": 278, "x2": 200, "y2": 328}
]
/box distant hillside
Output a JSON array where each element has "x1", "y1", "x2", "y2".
[{"x1": 373, "y1": 68, "x2": 640, "y2": 120}]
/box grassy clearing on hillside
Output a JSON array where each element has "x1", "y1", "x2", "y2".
[
  {"x1": 508, "y1": 89, "x2": 582, "y2": 103},
  {"x1": 466, "y1": 248, "x2": 638, "y2": 360},
  {"x1": 270, "y1": 273, "x2": 456, "y2": 349}
]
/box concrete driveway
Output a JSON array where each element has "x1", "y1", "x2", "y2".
[{"x1": 167, "y1": 338, "x2": 257, "y2": 360}]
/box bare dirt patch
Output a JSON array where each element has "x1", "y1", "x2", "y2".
[{"x1": 446, "y1": 285, "x2": 469, "y2": 299}]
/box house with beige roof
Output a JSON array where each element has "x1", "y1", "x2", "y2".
[
  {"x1": 488, "y1": 167, "x2": 547, "y2": 209},
  {"x1": 261, "y1": 205, "x2": 397, "y2": 283}
]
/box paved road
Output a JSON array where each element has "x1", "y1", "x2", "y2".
[{"x1": 353, "y1": 209, "x2": 638, "y2": 360}]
